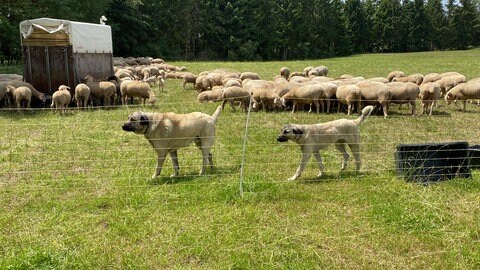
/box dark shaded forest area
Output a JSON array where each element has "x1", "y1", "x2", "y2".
[{"x1": 1, "y1": 0, "x2": 479, "y2": 62}]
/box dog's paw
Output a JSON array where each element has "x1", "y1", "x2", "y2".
[{"x1": 288, "y1": 176, "x2": 298, "y2": 181}]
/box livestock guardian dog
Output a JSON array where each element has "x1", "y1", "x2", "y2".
[
  {"x1": 277, "y1": 105, "x2": 374, "y2": 180},
  {"x1": 122, "y1": 106, "x2": 222, "y2": 179}
]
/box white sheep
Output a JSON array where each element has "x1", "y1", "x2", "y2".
[
  {"x1": 221, "y1": 86, "x2": 251, "y2": 112},
  {"x1": 386, "y1": 82, "x2": 420, "y2": 115},
  {"x1": 278, "y1": 83, "x2": 326, "y2": 113},
  {"x1": 182, "y1": 73, "x2": 197, "y2": 90},
  {"x1": 436, "y1": 74, "x2": 466, "y2": 96},
  {"x1": 243, "y1": 80, "x2": 279, "y2": 111},
  {"x1": 445, "y1": 82, "x2": 480, "y2": 111},
  {"x1": 357, "y1": 81, "x2": 391, "y2": 118},
  {"x1": 6, "y1": 85, "x2": 32, "y2": 112},
  {"x1": 144, "y1": 75, "x2": 164, "y2": 91},
  {"x1": 386, "y1": 70, "x2": 405, "y2": 82},
  {"x1": 392, "y1": 73, "x2": 424, "y2": 85},
  {"x1": 223, "y1": 78, "x2": 242, "y2": 88},
  {"x1": 419, "y1": 82, "x2": 441, "y2": 115},
  {"x1": 1, "y1": 80, "x2": 46, "y2": 104},
  {"x1": 83, "y1": 75, "x2": 116, "y2": 107},
  {"x1": 240, "y1": 72, "x2": 260, "y2": 81},
  {"x1": 196, "y1": 88, "x2": 223, "y2": 103},
  {"x1": 120, "y1": 80, "x2": 157, "y2": 105},
  {"x1": 51, "y1": 85, "x2": 72, "y2": 114},
  {"x1": 308, "y1": 65, "x2": 328, "y2": 77},
  {"x1": 336, "y1": 84, "x2": 362, "y2": 115},
  {"x1": 74, "y1": 83, "x2": 91, "y2": 109},
  {"x1": 194, "y1": 75, "x2": 212, "y2": 92}
]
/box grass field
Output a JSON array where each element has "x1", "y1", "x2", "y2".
[{"x1": 1, "y1": 49, "x2": 480, "y2": 269}]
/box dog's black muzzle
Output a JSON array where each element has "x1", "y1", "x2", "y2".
[
  {"x1": 277, "y1": 136, "x2": 289, "y2": 142},
  {"x1": 122, "y1": 123, "x2": 136, "y2": 132}
]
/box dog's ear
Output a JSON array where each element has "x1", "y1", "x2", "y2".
[
  {"x1": 140, "y1": 114, "x2": 149, "y2": 126},
  {"x1": 292, "y1": 127, "x2": 303, "y2": 135}
]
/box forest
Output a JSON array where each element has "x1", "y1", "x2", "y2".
[{"x1": 1, "y1": 0, "x2": 479, "y2": 62}]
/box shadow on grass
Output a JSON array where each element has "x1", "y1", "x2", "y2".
[
  {"x1": 299, "y1": 170, "x2": 367, "y2": 184},
  {"x1": 149, "y1": 165, "x2": 241, "y2": 185}
]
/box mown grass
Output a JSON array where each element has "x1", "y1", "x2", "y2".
[{"x1": 1, "y1": 49, "x2": 480, "y2": 269}]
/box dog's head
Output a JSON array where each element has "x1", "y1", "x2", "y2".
[
  {"x1": 122, "y1": 111, "x2": 150, "y2": 134},
  {"x1": 277, "y1": 124, "x2": 304, "y2": 142}
]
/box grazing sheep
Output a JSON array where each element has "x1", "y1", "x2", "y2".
[
  {"x1": 303, "y1": 66, "x2": 314, "y2": 76},
  {"x1": 422, "y1": 73, "x2": 440, "y2": 84},
  {"x1": 243, "y1": 80, "x2": 279, "y2": 111},
  {"x1": 419, "y1": 82, "x2": 441, "y2": 115},
  {"x1": 289, "y1": 76, "x2": 310, "y2": 83},
  {"x1": 144, "y1": 75, "x2": 164, "y2": 91},
  {"x1": 6, "y1": 85, "x2": 32, "y2": 112},
  {"x1": 120, "y1": 80, "x2": 157, "y2": 105},
  {"x1": 367, "y1": 77, "x2": 389, "y2": 83},
  {"x1": 280, "y1": 67, "x2": 290, "y2": 80},
  {"x1": 278, "y1": 84, "x2": 327, "y2": 113},
  {"x1": 221, "y1": 86, "x2": 251, "y2": 112},
  {"x1": 445, "y1": 82, "x2": 480, "y2": 111},
  {"x1": 182, "y1": 73, "x2": 197, "y2": 90},
  {"x1": 83, "y1": 75, "x2": 116, "y2": 107},
  {"x1": 357, "y1": 81, "x2": 391, "y2": 118},
  {"x1": 195, "y1": 75, "x2": 212, "y2": 92},
  {"x1": 386, "y1": 82, "x2": 420, "y2": 115},
  {"x1": 1, "y1": 80, "x2": 46, "y2": 105},
  {"x1": 392, "y1": 73, "x2": 424, "y2": 85},
  {"x1": 386, "y1": 71, "x2": 405, "y2": 82},
  {"x1": 240, "y1": 72, "x2": 260, "y2": 81},
  {"x1": 74, "y1": 83, "x2": 91, "y2": 109},
  {"x1": 436, "y1": 74, "x2": 466, "y2": 97},
  {"x1": 206, "y1": 72, "x2": 224, "y2": 87},
  {"x1": 311, "y1": 76, "x2": 334, "y2": 83},
  {"x1": 196, "y1": 88, "x2": 223, "y2": 103},
  {"x1": 308, "y1": 66, "x2": 328, "y2": 77},
  {"x1": 336, "y1": 84, "x2": 362, "y2": 115},
  {"x1": 51, "y1": 85, "x2": 72, "y2": 114},
  {"x1": 223, "y1": 78, "x2": 242, "y2": 88},
  {"x1": 288, "y1": 72, "x2": 305, "y2": 80}
]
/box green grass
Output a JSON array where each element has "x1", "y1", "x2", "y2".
[{"x1": 1, "y1": 49, "x2": 480, "y2": 269}]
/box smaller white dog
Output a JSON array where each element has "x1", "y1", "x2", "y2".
[{"x1": 277, "y1": 106, "x2": 374, "y2": 180}]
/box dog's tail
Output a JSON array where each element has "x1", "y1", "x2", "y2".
[
  {"x1": 354, "y1": 105, "x2": 374, "y2": 126},
  {"x1": 211, "y1": 105, "x2": 222, "y2": 123}
]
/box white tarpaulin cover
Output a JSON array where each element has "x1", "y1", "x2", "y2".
[{"x1": 19, "y1": 17, "x2": 113, "y2": 54}]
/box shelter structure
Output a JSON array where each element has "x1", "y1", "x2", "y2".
[{"x1": 19, "y1": 17, "x2": 113, "y2": 98}]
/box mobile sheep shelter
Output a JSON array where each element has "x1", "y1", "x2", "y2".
[{"x1": 19, "y1": 17, "x2": 113, "y2": 100}]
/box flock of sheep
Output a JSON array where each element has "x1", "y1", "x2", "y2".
[
  {"x1": 183, "y1": 66, "x2": 480, "y2": 117},
  {"x1": 1, "y1": 55, "x2": 480, "y2": 116}
]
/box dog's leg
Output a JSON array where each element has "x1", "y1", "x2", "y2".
[
  {"x1": 313, "y1": 152, "x2": 324, "y2": 177},
  {"x1": 152, "y1": 149, "x2": 168, "y2": 179},
  {"x1": 169, "y1": 150, "x2": 179, "y2": 177},
  {"x1": 289, "y1": 152, "x2": 311, "y2": 180},
  {"x1": 335, "y1": 143, "x2": 350, "y2": 170},
  {"x1": 348, "y1": 143, "x2": 361, "y2": 171}
]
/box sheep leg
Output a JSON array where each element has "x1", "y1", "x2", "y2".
[{"x1": 229, "y1": 100, "x2": 236, "y2": 112}]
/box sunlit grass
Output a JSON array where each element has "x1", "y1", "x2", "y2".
[{"x1": 1, "y1": 49, "x2": 480, "y2": 269}]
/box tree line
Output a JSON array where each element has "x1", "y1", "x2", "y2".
[{"x1": 1, "y1": 0, "x2": 479, "y2": 63}]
